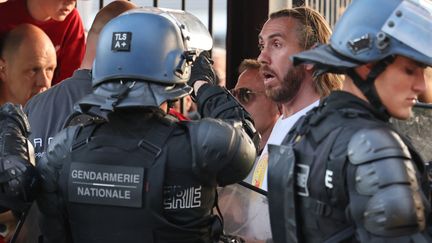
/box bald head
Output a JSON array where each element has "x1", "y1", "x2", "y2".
[
  {"x1": 1, "y1": 24, "x2": 54, "y2": 60},
  {"x1": 81, "y1": 0, "x2": 137, "y2": 68},
  {"x1": 90, "y1": 0, "x2": 137, "y2": 35},
  {"x1": 0, "y1": 24, "x2": 56, "y2": 105}
]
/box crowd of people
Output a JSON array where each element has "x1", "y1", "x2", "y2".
[{"x1": 0, "y1": 0, "x2": 431, "y2": 242}]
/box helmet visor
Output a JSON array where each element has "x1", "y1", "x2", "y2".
[
  {"x1": 132, "y1": 7, "x2": 213, "y2": 51},
  {"x1": 382, "y1": 0, "x2": 432, "y2": 65}
]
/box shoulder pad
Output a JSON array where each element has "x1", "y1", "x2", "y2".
[
  {"x1": 363, "y1": 185, "x2": 427, "y2": 236},
  {"x1": 348, "y1": 127, "x2": 411, "y2": 165},
  {"x1": 187, "y1": 118, "x2": 256, "y2": 186}
]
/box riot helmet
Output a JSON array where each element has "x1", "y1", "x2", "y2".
[
  {"x1": 292, "y1": 0, "x2": 432, "y2": 71},
  {"x1": 291, "y1": 0, "x2": 432, "y2": 117},
  {"x1": 79, "y1": 7, "x2": 213, "y2": 111}
]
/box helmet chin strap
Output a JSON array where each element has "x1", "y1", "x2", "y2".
[
  {"x1": 346, "y1": 56, "x2": 395, "y2": 121},
  {"x1": 100, "y1": 81, "x2": 136, "y2": 112}
]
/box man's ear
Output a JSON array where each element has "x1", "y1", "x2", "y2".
[
  {"x1": 304, "y1": 63, "x2": 314, "y2": 71},
  {"x1": 355, "y1": 63, "x2": 374, "y2": 80}
]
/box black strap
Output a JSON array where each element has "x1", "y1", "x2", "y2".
[
  {"x1": 71, "y1": 123, "x2": 100, "y2": 151},
  {"x1": 301, "y1": 197, "x2": 346, "y2": 222},
  {"x1": 10, "y1": 208, "x2": 29, "y2": 243},
  {"x1": 211, "y1": 188, "x2": 224, "y2": 242},
  {"x1": 100, "y1": 82, "x2": 135, "y2": 111},
  {"x1": 323, "y1": 226, "x2": 355, "y2": 243},
  {"x1": 346, "y1": 57, "x2": 394, "y2": 120},
  {"x1": 139, "y1": 121, "x2": 175, "y2": 214}
]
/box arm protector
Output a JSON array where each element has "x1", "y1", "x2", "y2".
[
  {"x1": 195, "y1": 84, "x2": 260, "y2": 150},
  {"x1": 0, "y1": 103, "x2": 39, "y2": 211},
  {"x1": 187, "y1": 118, "x2": 257, "y2": 186},
  {"x1": 347, "y1": 127, "x2": 429, "y2": 238}
]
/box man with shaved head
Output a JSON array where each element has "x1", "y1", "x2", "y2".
[
  {"x1": 0, "y1": 24, "x2": 56, "y2": 106},
  {"x1": 0, "y1": 23, "x2": 56, "y2": 242},
  {"x1": 0, "y1": 0, "x2": 85, "y2": 85}
]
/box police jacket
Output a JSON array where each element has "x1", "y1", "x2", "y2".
[
  {"x1": 268, "y1": 91, "x2": 432, "y2": 243},
  {"x1": 36, "y1": 84, "x2": 258, "y2": 243}
]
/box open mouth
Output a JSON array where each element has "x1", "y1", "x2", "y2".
[
  {"x1": 262, "y1": 71, "x2": 276, "y2": 85},
  {"x1": 263, "y1": 72, "x2": 274, "y2": 79},
  {"x1": 260, "y1": 66, "x2": 276, "y2": 85}
]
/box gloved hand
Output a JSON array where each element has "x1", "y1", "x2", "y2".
[
  {"x1": 0, "y1": 103, "x2": 30, "y2": 137},
  {"x1": 188, "y1": 51, "x2": 218, "y2": 87},
  {"x1": 0, "y1": 103, "x2": 38, "y2": 211},
  {"x1": 0, "y1": 102, "x2": 33, "y2": 164}
]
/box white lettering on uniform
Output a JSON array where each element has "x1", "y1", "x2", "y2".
[
  {"x1": 163, "y1": 186, "x2": 202, "y2": 210},
  {"x1": 77, "y1": 186, "x2": 131, "y2": 199},
  {"x1": 325, "y1": 169, "x2": 334, "y2": 189},
  {"x1": 70, "y1": 169, "x2": 141, "y2": 184},
  {"x1": 33, "y1": 138, "x2": 42, "y2": 148},
  {"x1": 71, "y1": 170, "x2": 77, "y2": 178},
  {"x1": 296, "y1": 164, "x2": 310, "y2": 196}
]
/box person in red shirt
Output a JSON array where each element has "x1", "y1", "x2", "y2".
[{"x1": 0, "y1": 0, "x2": 85, "y2": 85}]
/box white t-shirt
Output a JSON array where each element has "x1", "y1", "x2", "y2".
[{"x1": 249, "y1": 100, "x2": 319, "y2": 191}]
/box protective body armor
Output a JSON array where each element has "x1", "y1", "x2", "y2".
[
  {"x1": 268, "y1": 91, "x2": 432, "y2": 243},
  {"x1": 36, "y1": 105, "x2": 256, "y2": 243}
]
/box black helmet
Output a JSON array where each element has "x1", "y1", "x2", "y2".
[
  {"x1": 292, "y1": 0, "x2": 432, "y2": 72},
  {"x1": 291, "y1": 0, "x2": 432, "y2": 118},
  {"x1": 79, "y1": 7, "x2": 213, "y2": 111}
]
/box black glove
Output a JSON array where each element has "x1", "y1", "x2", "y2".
[
  {"x1": 0, "y1": 103, "x2": 30, "y2": 138},
  {"x1": 0, "y1": 102, "x2": 33, "y2": 165},
  {"x1": 188, "y1": 51, "x2": 218, "y2": 87},
  {"x1": 0, "y1": 103, "x2": 38, "y2": 211}
]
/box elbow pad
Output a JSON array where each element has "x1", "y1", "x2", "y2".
[
  {"x1": 348, "y1": 127, "x2": 427, "y2": 237},
  {"x1": 187, "y1": 118, "x2": 256, "y2": 186}
]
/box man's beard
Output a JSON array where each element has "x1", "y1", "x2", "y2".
[{"x1": 266, "y1": 65, "x2": 306, "y2": 103}]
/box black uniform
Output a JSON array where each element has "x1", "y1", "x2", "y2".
[
  {"x1": 36, "y1": 84, "x2": 257, "y2": 243},
  {"x1": 268, "y1": 91, "x2": 432, "y2": 243}
]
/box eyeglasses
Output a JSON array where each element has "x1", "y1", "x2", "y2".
[{"x1": 230, "y1": 87, "x2": 265, "y2": 105}]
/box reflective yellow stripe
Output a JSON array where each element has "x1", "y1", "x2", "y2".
[{"x1": 252, "y1": 152, "x2": 268, "y2": 188}]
